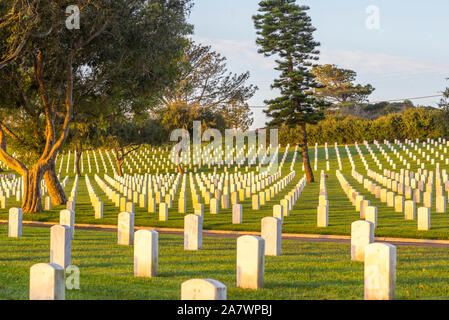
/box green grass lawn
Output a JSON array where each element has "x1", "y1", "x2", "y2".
[
  {"x1": 1, "y1": 225, "x2": 449, "y2": 300},
  {"x1": 1, "y1": 143, "x2": 449, "y2": 240}
]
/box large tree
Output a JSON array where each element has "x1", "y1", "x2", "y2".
[
  {"x1": 253, "y1": 0, "x2": 327, "y2": 182},
  {"x1": 159, "y1": 41, "x2": 257, "y2": 131},
  {"x1": 0, "y1": 0, "x2": 192, "y2": 213},
  {"x1": 1, "y1": 99, "x2": 69, "y2": 205},
  {"x1": 311, "y1": 64, "x2": 375, "y2": 107}
]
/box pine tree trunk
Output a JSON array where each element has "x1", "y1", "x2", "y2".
[
  {"x1": 44, "y1": 160, "x2": 67, "y2": 206},
  {"x1": 22, "y1": 165, "x2": 45, "y2": 213},
  {"x1": 75, "y1": 149, "x2": 82, "y2": 176},
  {"x1": 299, "y1": 123, "x2": 314, "y2": 183}
]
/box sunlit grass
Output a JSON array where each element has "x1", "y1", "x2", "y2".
[{"x1": 1, "y1": 225, "x2": 449, "y2": 300}]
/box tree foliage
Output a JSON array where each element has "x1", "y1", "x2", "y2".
[
  {"x1": 159, "y1": 41, "x2": 257, "y2": 131},
  {"x1": 0, "y1": 0, "x2": 193, "y2": 212},
  {"x1": 337, "y1": 100, "x2": 415, "y2": 120},
  {"x1": 160, "y1": 101, "x2": 227, "y2": 133},
  {"x1": 311, "y1": 64, "x2": 375, "y2": 107},
  {"x1": 279, "y1": 107, "x2": 443, "y2": 145}
]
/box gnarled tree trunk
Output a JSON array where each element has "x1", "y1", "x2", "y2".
[
  {"x1": 22, "y1": 165, "x2": 46, "y2": 213},
  {"x1": 299, "y1": 123, "x2": 314, "y2": 183},
  {"x1": 44, "y1": 159, "x2": 67, "y2": 206}
]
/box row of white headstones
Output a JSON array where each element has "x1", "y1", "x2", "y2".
[
  {"x1": 56, "y1": 137, "x2": 448, "y2": 225},
  {"x1": 0, "y1": 173, "x2": 69, "y2": 207},
  {"x1": 350, "y1": 139, "x2": 449, "y2": 221},
  {"x1": 357, "y1": 139, "x2": 449, "y2": 183},
  {"x1": 3, "y1": 136, "x2": 448, "y2": 181},
  {"x1": 0, "y1": 174, "x2": 21, "y2": 208},
  {"x1": 55, "y1": 143, "x2": 284, "y2": 178},
  {"x1": 69, "y1": 147, "x2": 295, "y2": 224},
  {"x1": 308, "y1": 138, "x2": 449, "y2": 174},
  {"x1": 8, "y1": 191, "x2": 393, "y2": 301},
  {"x1": 335, "y1": 171, "x2": 396, "y2": 300},
  {"x1": 349, "y1": 139, "x2": 448, "y2": 193},
  {"x1": 332, "y1": 137, "x2": 449, "y2": 298},
  {"x1": 315, "y1": 140, "x2": 447, "y2": 229},
  {"x1": 5, "y1": 138, "x2": 447, "y2": 225}
]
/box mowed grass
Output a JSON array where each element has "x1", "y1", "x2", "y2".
[
  {"x1": 1, "y1": 143, "x2": 449, "y2": 239},
  {"x1": 1, "y1": 225, "x2": 449, "y2": 300}
]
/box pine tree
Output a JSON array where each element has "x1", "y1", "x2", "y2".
[{"x1": 253, "y1": 0, "x2": 326, "y2": 182}]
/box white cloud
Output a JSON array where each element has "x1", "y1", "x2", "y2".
[
  {"x1": 192, "y1": 37, "x2": 449, "y2": 80},
  {"x1": 192, "y1": 36, "x2": 276, "y2": 71},
  {"x1": 319, "y1": 48, "x2": 449, "y2": 78}
]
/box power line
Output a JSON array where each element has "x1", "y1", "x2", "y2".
[
  {"x1": 247, "y1": 94, "x2": 444, "y2": 108},
  {"x1": 368, "y1": 94, "x2": 443, "y2": 104}
]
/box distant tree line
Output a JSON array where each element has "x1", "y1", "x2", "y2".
[{"x1": 279, "y1": 107, "x2": 447, "y2": 145}]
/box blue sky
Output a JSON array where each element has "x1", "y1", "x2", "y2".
[{"x1": 189, "y1": 0, "x2": 449, "y2": 129}]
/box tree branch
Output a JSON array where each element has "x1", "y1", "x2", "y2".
[
  {"x1": 122, "y1": 144, "x2": 141, "y2": 159},
  {"x1": 45, "y1": 51, "x2": 74, "y2": 161},
  {"x1": 0, "y1": 123, "x2": 28, "y2": 175},
  {"x1": 34, "y1": 51, "x2": 56, "y2": 159},
  {"x1": 0, "y1": 38, "x2": 27, "y2": 70},
  {"x1": 0, "y1": 121, "x2": 18, "y2": 139},
  {"x1": 76, "y1": 18, "x2": 111, "y2": 50}
]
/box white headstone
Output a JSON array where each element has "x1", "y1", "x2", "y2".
[
  {"x1": 60, "y1": 209, "x2": 75, "y2": 240},
  {"x1": 159, "y1": 202, "x2": 168, "y2": 221},
  {"x1": 273, "y1": 204, "x2": 283, "y2": 223},
  {"x1": 252, "y1": 194, "x2": 260, "y2": 210},
  {"x1": 232, "y1": 204, "x2": 242, "y2": 224},
  {"x1": 184, "y1": 214, "x2": 202, "y2": 250},
  {"x1": 50, "y1": 225, "x2": 71, "y2": 268},
  {"x1": 95, "y1": 201, "x2": 103, "y2": 219},
  {"x1": 404, "y1": 200, "x2": 416, "y2": 220},
  {"x1": 317, "y1": 204, "x2": 328, "y2": 227},
  {"x1": 118, "y1": 212, "x2": 134, "y2": 245},
  {"x1": 364, "y1": 243, "x2": 396, "y2": 300},
  {"x1": 261, "y1": 217, "x2": 282, "y2": 256},
  {"x1": 365, "y1": 206, "x2": 377, "y2": 228},
  {"x1": 210, "y1": 198, "x2": 219, "y2": 215},
  {"x1": 417, "y1": 207, "x2": 431, "y2": 230},
  {"x1": 436, "y1": 196, "x2": 446, "y2": 213},
  {"x1": 236, "y1": 235, "x2": 264, "y2": 290},
  {"x1": 134, "y1": 230, "x2": 158, "y2": 278},
  {"x1": 45, "y1": 196, "x2": 52, "y2": 210},
  {"x1": 181, "y1": 279, "x2": 227, "y2": 300},
  {"x1": 29, "y1": 263, "x2": 65, "y2": 300},
  {"x1": 351, "y1": 220, "x2": 374, "y2": 262},
  {"x1": 8, "y1": 207, "x2": 23, "y2": 238}
]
